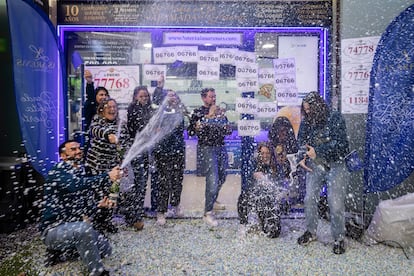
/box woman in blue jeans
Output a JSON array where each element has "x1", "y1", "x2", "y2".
[{"x1": 296, "y1": 91, "x2": 350, "y2": 255}]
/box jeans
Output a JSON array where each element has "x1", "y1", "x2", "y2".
[
  {"x1": 44, "y1": 221, "x2": 111, "y2": 275},
  {"x1": 199, "y1": 145, "x2": 228, "y2": 212},
  {"x1": 124, "y1": 155, "x2": 149, "y2": 224},
  {"x1": 304, "y1": 159, "x2": 350, "y2": 241}
]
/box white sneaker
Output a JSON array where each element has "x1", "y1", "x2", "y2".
[
  {"x1": 213, "y1": 201, "x2": 226, "y2": 210},
  {"x1": 156, "y1": 212, "x2": 166, "y2": 226},
  {"x1": 203, "y1": 211, "x2": 218, "y2": 227},
  {"x1": 238, "y1": 224, "x2": 247, "y2": 237},
  {"x1": 171, "y1": 206, "x2": 184, "y2": 218}
]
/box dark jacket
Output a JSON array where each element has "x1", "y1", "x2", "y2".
[
  {"x1": 152, "y1": 87, "x2": 166, "y2": 106},
  {"x1": 188, "y1": 105, "x2": 231, "y2": 147},
  {"x1": 297, "y1": 110, "x2": 349, "y2": 163},
  {"x1": 153, "y1": 110, "x2": 185, "y2": 156},
  {"x1": 39, "y1": 161, "x2": 110, "y2": 232},
  {"x1": 126, "y1": 102, "x2": 154, "y2": 140},
  {"x1": 83, "y1": 82, "x2": 97, "y2": 132}
]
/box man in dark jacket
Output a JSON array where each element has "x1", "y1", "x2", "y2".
[
  {"x1": 40, "y1": 140, "x2": 121, "y2": 275},
  {"x1": 188, "y1": 88, "x2": 232, "y2": 227},
  {"x1": 296, "y1": 91, "x2": 350, "y2": 255}
]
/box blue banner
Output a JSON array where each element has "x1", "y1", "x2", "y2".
[
  {"x1": 7, "y1": 0, "x2": 65, "y2": 175},
  {"x1": 364, "y1": 4, "x2": 414, "y2": 193}
]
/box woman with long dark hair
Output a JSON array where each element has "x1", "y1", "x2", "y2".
[
  {"x1": 122, "y1": 86, "x2": 156, "y2": 231},
  {"x1": 237, "y1": 142, "x2": 287, "y2": 238},
  {"x1": 268, "y1": 116, "x2": 298, "y2": 154}
]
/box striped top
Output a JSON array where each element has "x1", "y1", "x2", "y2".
[{"x1": 86, "y1": 115, "x2": 121, "y2": 174}]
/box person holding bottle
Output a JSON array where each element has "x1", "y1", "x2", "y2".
[{"x1": 296, "y1": 91, "x2": 350, "y2": 255}]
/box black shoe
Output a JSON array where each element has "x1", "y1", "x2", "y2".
[
  {"x1": 105, "y1": 223, "x2": 118, "y2": 234},
  {"x1": 333, "y1": 240, "x2": 345, "y2": 254},
  {"x1": 94, "y1": 221, "x2": 118, "y2": 234},
  {"x1": 44, "y1": 249, "x2": 62, "y2": 267},
  {"x1": 100, "y1": 269, "x2": 110, "y2": 276},
  {"x1": 263, "y1": 217, "x2": 281, "y2": 239},
  {"x1": 297, "y1": 230, "x2": 317, "y2": 246}
]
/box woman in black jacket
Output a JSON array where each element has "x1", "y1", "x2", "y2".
[
  {"x1": 152, "y1": 90, "x2": 186, "y2": 225},
  {"x1": 122, "y1": 86, "x2": 155, "y2": 231}
]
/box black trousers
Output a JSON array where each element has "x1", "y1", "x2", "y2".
[
  {"x1": 154, "y1": 151, "x2": 185, "y2": 213},
  {"x1": 238, "y1": 184, "x2": 282, "y2": 238}
]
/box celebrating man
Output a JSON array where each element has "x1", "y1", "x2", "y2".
[{"x1": 39, "y1": 140, "x2": 122, "y2": 275}]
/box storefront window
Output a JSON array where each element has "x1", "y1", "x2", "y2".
[{"x1": 60, "y1": 26, "x2": 327, "y2": 142}]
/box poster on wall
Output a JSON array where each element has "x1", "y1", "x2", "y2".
[
  {"x1": 278, "y1": 36, "x2": 318, "y2": 97},
  {"x1": 257, "y1": 68, "x2": 275, "y2": 100},
  {"x1": 341, "y1": 36, "x2": 380, "y2": 114},
  {"x1": 153, "y1": 47, "x2": 178, "y2": 64},
  {"x1": 85, "y1": 65, "x2": 140, "y2": 118},
  {"x1": 197, "y1": 51, "x2": 220, "y2": 81},
  {"x1": 143, "y1": 64, "x2": 167, "y2": 81}
]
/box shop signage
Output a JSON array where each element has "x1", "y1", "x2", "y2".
[
  {"x1": 164, "y1": 32, "x2": 242, "y2": 46},
  {"x1": 57, "y1": 0, "x2": 333, "y2": 28}
]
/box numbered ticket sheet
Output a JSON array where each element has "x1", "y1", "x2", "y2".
[{"x1": 341, "y1": 36, "x2": 380, "y2": 114}]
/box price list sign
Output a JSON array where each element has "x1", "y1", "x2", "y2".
[{"x1": 341, "y1": 36, "x2": 380, "y2": 114}]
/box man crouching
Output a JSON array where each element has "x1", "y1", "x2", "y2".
[{"x1": 39, "y1": 140, "x2": 122, "y2": 275}]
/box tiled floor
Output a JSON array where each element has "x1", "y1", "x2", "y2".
[
  {"x1": 144, "y1": 173, "x2": 242, "y2": 217},
  {"x1": 143, "y1": 173, "x2": 304, "y2": 218}
]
